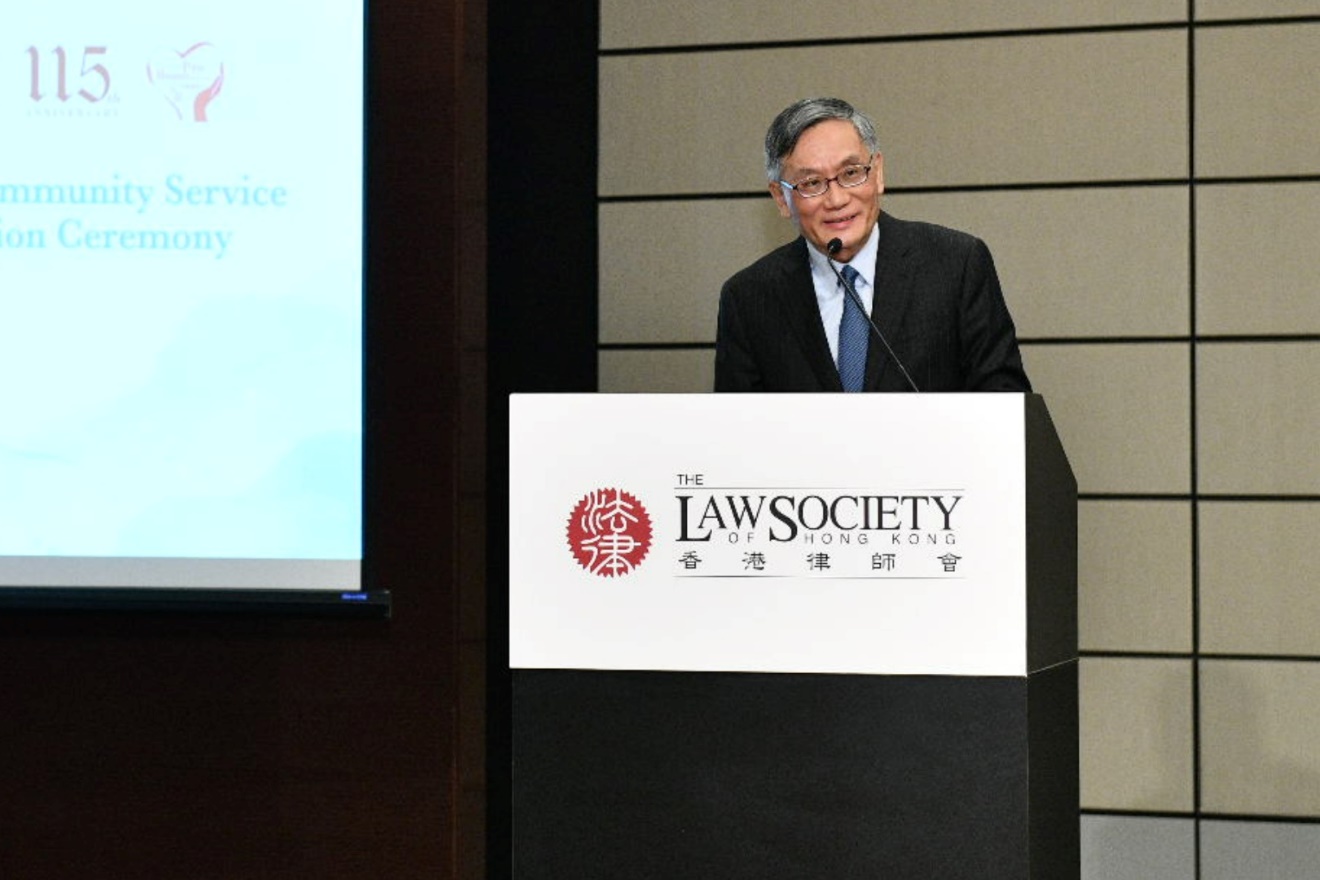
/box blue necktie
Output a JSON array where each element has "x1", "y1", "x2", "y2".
[{"x1": 837, "y1": 264, "x2": 869, "y2": 392}]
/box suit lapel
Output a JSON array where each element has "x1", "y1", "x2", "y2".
[
  {"x1": 865, "y1": 213, "x2": 916, "y2": 390},
  {"x1": 777, "y1": 238, "x2": 843, "y2": 391}
]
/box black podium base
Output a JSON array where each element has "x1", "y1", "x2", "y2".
[{"x1": 512, "y1": 665, "x2": 1077, "y2": 880}]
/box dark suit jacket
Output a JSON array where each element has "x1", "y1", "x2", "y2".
[{"x1": 714, "y1": 212, "x2": 1031, "y2": 393}]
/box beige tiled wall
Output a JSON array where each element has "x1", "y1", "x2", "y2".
[
  {"x1": 1197, "y1": 343, "x2": 1320, "y2": 495},
  {"x1": 1196, "y1": 23, "x2": 1320, "y2": 177},
  {"x1": 600, "y1": 31, "x2": 1187, "y2": 196},
  {"x1": 1200, "y1": 502, "x2": 1320, "y2": 655},
  {"x1": 1024, "y1": 344, "x2": 1191, "y2": 494},
  {"x1": 1081, "y1": 657, "x2": 1195, "y2": 811},
  {"x1": 598, "y1": 348, "x2": 714, "y2": 392},
  {"x1": 599, "y1": 7, "x2": 1320, "y2": 878},
  {"x1": 601, "y1": 0, "x2": 1186, "y2": 51},
  {"x1": 599, "y1": 200, "x2": 781, "y2": 345},
  {"x1": 1079, "y1": 501, "x2": 1192, "y2": 653},
  {"x1": 1197, "y1": 184, "x2": 1320, "y2": 335},
  {"x1": 1201, "y1": 660, "x2": 1320, "y2": 815},
  {"x1": 1198, "y1": 0, "x2": 1320, "y2": 19}
]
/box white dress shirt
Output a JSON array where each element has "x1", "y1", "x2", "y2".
[{"x1": 805, "y1": 223, "x2": 880, "y2": 365}]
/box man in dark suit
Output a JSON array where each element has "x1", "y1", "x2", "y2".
[{"x1": 715, "y1": 97, "x2": 1031, "y2": 393}]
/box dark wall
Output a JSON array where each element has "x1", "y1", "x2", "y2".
[
  {"x1": 486, "y1": 2, "x2": 599, "y2": 877},
  {"x1": 0, "y1": 2, "x2": 464, "y2": 877},
  {"x1": 486, "y1": 2, "x2": 599, "y2": 396}
]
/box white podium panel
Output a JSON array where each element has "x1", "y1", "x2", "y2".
[{"x1": 510, "y1": 393, "x2": 1031, "y2": 677}]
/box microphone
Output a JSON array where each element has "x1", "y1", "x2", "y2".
[{"x1": 826, "y1": 238, "x2": 920, "y2": 392}]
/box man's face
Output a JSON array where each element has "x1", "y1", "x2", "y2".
[{"x1": 770, "y1": 118, "x2": 884, "y2": 263}]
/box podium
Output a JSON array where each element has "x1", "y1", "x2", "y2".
[{"x1": 509, "y1": 393, "x2": 1077, "y2": 879}]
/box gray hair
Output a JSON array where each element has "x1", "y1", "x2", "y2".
[{"x1": 763, "y1": 97, "x2": 881, "y2": 182}]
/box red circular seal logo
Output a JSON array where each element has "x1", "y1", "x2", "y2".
[{"x1": 566, "y1": 488, "x2": 653, "y2": 577}]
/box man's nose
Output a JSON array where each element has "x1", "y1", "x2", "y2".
[{"x1": 822, "y1": 179, "x2": 849, "y2": 207}]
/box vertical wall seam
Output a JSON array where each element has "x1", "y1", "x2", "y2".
[{"x1": 1188, "y1": 4, "x2": 1203, "y2": 878}]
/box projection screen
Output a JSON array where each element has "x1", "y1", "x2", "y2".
[{"x1": 0, "y1": 6, "x2": 378, "y2": 613}]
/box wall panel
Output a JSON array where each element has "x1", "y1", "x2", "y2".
[
  {"x1": 1197, "y1": 183, "x2": 1320, "y2": 335},
  {"x1": 1200, "y1": 501, "x2": 1320, "y2": 656},
  {"x1": 599, "y1": 200, "x2": 786, "y2": 344},
  {"x1": 1020, "y1": 344, "x2": 1190, "y2": 494},
  {"x1": 602, "y1": 0, "x2": 1186, "y2": 50},
  {"x1": 1201, "y1": 821, "x2": 1320, "y2": 880},
  {"x1": 1081, "y1": 815, "x2": 1196, "y2": 880},
  {"x1": 600, "y1": 31, "x2": 1187, "y2": 196},
  {"x1": 598, "y1": 349, "x2": 714, "y2": 392},
  {"x1": 1080, "y1": 658, "x2": 1194, "y2": 811},
  {"x1": 1198, "y1": 0, "x2": 1320, "y2": 17},
  {"x1": 1201, "y1": 660, "x2": 1320, "y2": 815},
  {"x1": 887, "y1": 189, "x2": 1190, "y2": 339},
  {"x1": 1079, "y1": 500, "x2": 1192, "y2": 653},
  {"x1": 1197, "y1": 343, "x2": 1320, "y2": 495},
  {"x1": 1196, "y1": 23, "x2": 1320, "y2": 177}
]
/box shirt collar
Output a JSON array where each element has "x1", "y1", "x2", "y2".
[{"x1": 806, "y1": 222, "x2": 880, "y2": 290}]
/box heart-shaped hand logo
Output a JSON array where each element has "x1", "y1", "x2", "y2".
[{"x1": 147, "y1": 43, "x2": 224, "y2": 122}]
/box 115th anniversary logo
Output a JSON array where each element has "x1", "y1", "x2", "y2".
[
  {"x1": 24, "y1": 41, "x2": 225, "y2": 120},
  {"x1": 566, "y1": 474, "x2": 966, "y2": 580}
]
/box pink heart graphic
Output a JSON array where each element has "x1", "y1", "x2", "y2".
[{"x1": 147, "y1": 43, "x2": 224, "y2": 122}]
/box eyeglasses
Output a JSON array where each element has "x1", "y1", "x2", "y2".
[{"x1": 778, "y1": 163, "x2": 873, "y2": 198}]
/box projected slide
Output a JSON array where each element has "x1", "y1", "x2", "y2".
[{"x1": 0, "y1": 6, "x2": 363, "y2": 589}]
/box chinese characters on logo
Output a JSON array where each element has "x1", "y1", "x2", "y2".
[{"x1": 566, "y1": 488, "x2": 653, "y2": 577}]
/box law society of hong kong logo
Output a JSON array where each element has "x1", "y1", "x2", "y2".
[{"x1": 566, "y1": 488, "x2": 653, "y2": 577}]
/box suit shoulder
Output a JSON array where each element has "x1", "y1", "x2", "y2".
[
  {"x1": 884, "y1": 214, "x2": 985, "y2": 255},
  {"x1": 721, "y1": 238, "x2": 804, "y2": 295}
]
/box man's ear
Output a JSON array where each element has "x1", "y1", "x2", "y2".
[{"x1": 769, "y1": 182, "x2": 792, "y2": 219}]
